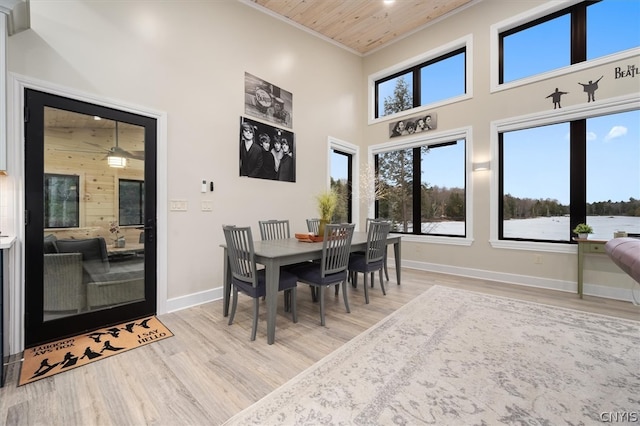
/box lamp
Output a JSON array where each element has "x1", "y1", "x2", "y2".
[
  {"x1": 472, "y1": 161, "x2": 490, "y2": 171},
  {"x1": 107, "y1": 121, "x2": 127, "y2": 168},
  {"x1": 107, "y1": 154, "x2": 127, "y2": 168}
]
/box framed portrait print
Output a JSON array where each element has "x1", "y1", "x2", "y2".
[{"x1": 239, "y1": 117, "x2": 295, "y2": 183}]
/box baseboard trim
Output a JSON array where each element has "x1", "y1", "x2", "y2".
[
  {"x1": 401, "y1": 259, "x2": 639, "y2": 303},
  {"x1": 165, "y1": 262, "x2": 639, "y2": 314}
]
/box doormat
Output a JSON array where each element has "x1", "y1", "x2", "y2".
[{"x1": 19, "y1": 315, "x2": 173, "y2": 386}]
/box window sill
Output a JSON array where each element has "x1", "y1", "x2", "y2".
[{"x1": 489, "y1": 239, "x2": 576, "y2": 254}]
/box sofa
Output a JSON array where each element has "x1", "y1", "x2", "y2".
[
  {"x1": 604, "y1": 237, "x2": 640, "y2": 284},
  {"x1": 44, "y1": 235, "x2": 144, "y2": 311}
]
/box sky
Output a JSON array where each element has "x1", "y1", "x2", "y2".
[{"x1": 332, "y1": 0, "x2": 640, "y2": 205}]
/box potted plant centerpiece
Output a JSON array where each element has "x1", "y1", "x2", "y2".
[
  {"x1": 573, "y1": 223, "x2": 593, "y2": 239},
  {"x1": 315, "y1": 190, "x2": 338, "y2": 237}
]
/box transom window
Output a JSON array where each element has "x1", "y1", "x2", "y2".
[
  {"x1": 500, "y1": 0, "x2": 640, "y2": 84},
  {"x1": 373, "y1": 41, "x2": 468, "y2": 119}
]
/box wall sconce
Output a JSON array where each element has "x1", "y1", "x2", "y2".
[
  {"x1": 107, "y1": 155, "x2": 127, "y2": 168},
  {"x1": 472, "y1": 161, "x2": 490, "y2": 171}
]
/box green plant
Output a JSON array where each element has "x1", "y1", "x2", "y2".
[
  {"x1": 573, "y1": 223, "x2": 593, "y2": 234},
  {"x1": 316, "y1": 190, "x2": 338, "y2": 221}
]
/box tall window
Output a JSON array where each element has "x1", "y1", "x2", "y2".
[
  {"x1": 500, "y1": 0, "x2": 640, "y2": 84},
  {"x1": 330, "y1": 149, "x2": 352, "y2": 223},
  {"x1": 375, "y1": 47, "x2": 466, "y2": 118},
  {"x1": 119, "y1": 179, "x2": 144, "y2": 226},
  {"x1": 376, "y1": 139, "x2": 466, "y2": 236},
  {"x1": 500, "y1": 110, "x2": 640, "y2": 242},
  {"x1": 44, "y1": 174, "x2": 79, "y2": 228}
]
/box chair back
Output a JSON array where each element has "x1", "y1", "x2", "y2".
[
  {"x1": 365, "y1": 221, "x2": 391, "y2": 264},
  {"x1": 306, "y1": 218, "x2": 320, "y2": 235},
  {"x1": 365, "y1": 217, "x2": 389, "y2": 232},
  {"x1": 320, "y1": 223, "x2": 355, "y2": 278},
  {"x1": 258, "y1": 219, "x2": 290, "y2": 240},
  {"x1": 222, "y1": 225, "x2": 258, "y2": 289}
]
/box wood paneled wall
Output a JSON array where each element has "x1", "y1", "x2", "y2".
[{"x1": 43, "y1": 127, "x2": 144, "y2": 242}]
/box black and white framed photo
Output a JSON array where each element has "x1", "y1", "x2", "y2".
[
  {"x1": 389, "y1": 112, "x2": 437, "y2": 138},
  {"x1": 244, "y1": 72, "x2": 293, "y2": 129},
  {"x1": 239, "y1": 116, "x2": 295, "y2": 182}
]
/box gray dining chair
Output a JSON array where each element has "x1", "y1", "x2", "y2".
[
  {"x1": 258, "y1": 219, "x2": 296, "y2": 311},
  {"x1": 366, "y1": 217, "x2": 390, "y2": 281},
  {"x1": 306, "y1": 218, "x2": 320, "y2": 235},
  {"x1": 223, "y1": 225, "x2": 298, "y2": 341},
  {"x1": 289, "y1": 223, "x2": 355, "y2": 326},
  {"x1": 348, "y1": 220, "x2": 391, "y2": 304}
]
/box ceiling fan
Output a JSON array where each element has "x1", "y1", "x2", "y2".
[{"x1": 81, "y1": 121, "x2": 145, "y2": 161}]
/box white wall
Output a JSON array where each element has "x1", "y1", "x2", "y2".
[
  {"x1": 5, "y1": 0, "x2": 363, "y2": 349},
  {"x1": 362, "y1": 0, "x2": 640, "y2": 299}
]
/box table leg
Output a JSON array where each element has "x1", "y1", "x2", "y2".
[
  {"x1": 265, "y1": 260, "x2": 280, "y2": 345},
  {"x1": 222, "y1": 247, "x2": 230, "y2": 317},
  {"x1": 577, "y1": 242, "x2": 584, "y2": 299},
  {"x1": 393, "y1": 241, "x2": 401, "y2": 285}
]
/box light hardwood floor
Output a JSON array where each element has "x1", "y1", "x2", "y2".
[{"x1": 1, "y1": 268, "x2": 638, "y2": 425}]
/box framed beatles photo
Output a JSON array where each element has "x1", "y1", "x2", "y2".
[
  {"x1": 389, "y1": 112, "x2": 437, "y2": 138},
  {"x1": 239, "y1": 117, "x2": 296, "y2": 182},
  {"x1": 244, "y1": 72, "x2": 293, "y2": 129}
]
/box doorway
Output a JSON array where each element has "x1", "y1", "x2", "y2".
[{"x1": 24, "y1": 89, "x2": 158, "y2": 347}]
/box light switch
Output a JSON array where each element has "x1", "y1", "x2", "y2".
[
  {"x1": 169, "y1": 200, "x2": 188, "y2": 211},
  {"x1": 201, "y1": 201, "x2": 213, "y2": 212}
]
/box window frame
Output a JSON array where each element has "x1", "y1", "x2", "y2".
[
  {"x1": 368, "y1": 35, "x2": 473, "y2": 124},
  {"x1": 118, "y1": 178, "x2": 144, "y2": 226},
  {"x1": 371, "y1": 127, "x2": 474, "y2": 246},
  {"x1": 491, "y1": 0, "x2": 640, "y2": 93},
  {"x1": 43, "y1": 173, "x2": 80, "y2": 229},
  {"x1": 490, "y1": 93, "x2": 639, "y2": 253}
]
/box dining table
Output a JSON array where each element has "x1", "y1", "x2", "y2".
[{"x1": 221, "y1": 231, "x2": 401, "y2": 344}]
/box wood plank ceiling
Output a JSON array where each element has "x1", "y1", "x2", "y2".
[{"x1": 249, "y1": 0, "x2": 474, "y2": 55}]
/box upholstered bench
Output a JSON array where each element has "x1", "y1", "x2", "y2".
[{"x1": 604, "y1": 237, "x2": 640, "y2": 284}]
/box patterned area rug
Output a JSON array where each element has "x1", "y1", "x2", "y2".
[
  {"x1": 224, "y1": 286, "x2": 640, "y2": 425},
  {"x1": 19, "y1": 316, "x2": 173, "y2": 386}
]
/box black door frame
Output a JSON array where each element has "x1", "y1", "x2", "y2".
[{"x1": 24, "y1": 88, "x2": 158, "y2": 347}]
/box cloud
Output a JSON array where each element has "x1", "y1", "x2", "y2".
[
  {"x1": 604, "y1": 126, "x2": 627, "y2": 142},
  {"x1": 586, "y1": 131, "x2": 597, "y2": 141}
]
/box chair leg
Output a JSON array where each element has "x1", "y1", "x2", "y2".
[
  {"x1": 334, "y1": 282, "x2": 339, "y2": 296},
  {"x1": 363, "y1": 272, "x2": 370, "y2": 304},
  {"x1": 229, "y1": 288, "x2": 239, "y2": 326},
  {"x1": 351, "y1": 271, "x2": 358, "y2": 288},
  {"x1": 379, "y1": 269, "x2": 386, "y2": 295},
  {"x1": 383, "y1": 251, "x2": 389, "y2": 281},
  {"x1": 251, "y1": 297, "x2": 260, "y2": 341},
  {"x1": 291, "y1": 287, "x2": 298, "y2": 323},
  {"x1": 310, "y1": 285, "x2": 318, "y2": 303},
  {"x1": 370, "y1": 272, "x2": 374, "y2": 288},
  {"x1": 318, "y1": 286, "x2": 326, "y2": 326},
  {"x1": 341, "y1": 280, "x2": 350, "y2": 313}
]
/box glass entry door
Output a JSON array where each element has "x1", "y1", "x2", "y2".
[{"x1": 24, "y1": 89, "x2": 157, "y2": 347}]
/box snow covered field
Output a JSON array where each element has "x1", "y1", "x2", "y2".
[{"x1": 415, "y1": 216, "x2": 640, "y2": 241}]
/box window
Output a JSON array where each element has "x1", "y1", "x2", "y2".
[
  {"x1": 374, "y1": 45, "x2": 467, "y2": 119},
  {"x1": 376, "y1": 139, "x2": 466, "y2": 237},
  {"x1": 119, "y1": 179, "x2": 144, "y2": 226},
  {"x1": 500, "y1": 0, "x2": 640, "y2": 84},
  {"x1": 330, "y1": 149, "x2": 352, "y2": 223},
  {"x1": 499, "y1": 109, "x2": 640, "y2": 242},
  {"x1": 44, "y1": 174, "x2": 79, "y2": 228}
]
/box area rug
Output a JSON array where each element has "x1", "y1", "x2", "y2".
[
  {"x1": 19, "y1": 315, "x2": 173, "y2": 386},
  {"x1": 224, "y1": 286, "x2": 640, "y2": 425}
]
